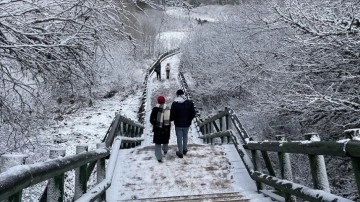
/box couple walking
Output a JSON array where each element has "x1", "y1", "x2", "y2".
[
  {"x1": 154, "y1": 62, "x2": 171, "y2": 81},
  {"x1": 150, "y1": 89, "x2": 196, "y2": 162}
]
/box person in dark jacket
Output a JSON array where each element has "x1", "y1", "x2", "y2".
[
  {"x1": 154, "y1": 62, "x2": 161, "y2": 81},
  {"x1": 150, "y1": 95, "x2": 171, "y2": 162},
  {"x1": 170, "y1": 89, "x2": 196, "y2": 158}
]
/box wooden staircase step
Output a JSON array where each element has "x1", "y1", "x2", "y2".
[{"x1": 118, "y1": 192, "x2": 251, "y2": 202}]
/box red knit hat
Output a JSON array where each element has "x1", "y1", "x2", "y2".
[{"x1": 157, "y1": 96, "x2": 165, "y2": 104}]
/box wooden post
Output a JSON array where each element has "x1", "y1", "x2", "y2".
[
  {"x1": 96, "y1": 143, "x2": 106, "y2": 201},
  {"x1": 225, "y1": 107, "x2": 231, "y2": 143},
  {"x1": 122, "y1": 122, "x2": 126, "y2": 136},
  {"x1": 117, "y1": 119, "x2": 123, "y2": 137},
  {"x1": 261, "y1": 151, "x2": 276, "y2": 176},
  {"x1": 140, "y1": 126, "x2": 144, "y2": 138},
  {"x1": 209, "y1": 122, "x2": 213, "y2": 134},
  {"x1": 121, "y1": 123, "x2": 126, "y2": 148},
  {"x1": 219, "y1": 112, "x2": 224, "y2": 143},
  {"x1": 219, "y1": 113, "x2": 224, "y2": 131},
  {"x1": 304, "y1": 133, "x2": 330, "y2": 192},
  {"x1": 1, "y1": 153, "x2": 27, "y2": 202},
  {"x1": 251, "y1": 150, "x2": 263, "y2": 191},
  {"x1": 210, "y1": 122, "x2": 213, "y2": 144},
  {"x1": 126, "y1": 123, "x2": 131, "y2": 137},
  {"x1": 344, "y1": 128, "x2": 360, "y2": 195},
  {"x1": 74, "y1": 145, "x2": 88, "y2": 200},
  {"x1": 207, "y1": 122, "x2": 210, "y2": 135},
  {"x1": 48, "y1": 149, "x2": 66, "y2": 202},
  {"x1": 276, "y1": 135, "x2": 296, "y2": 202},
  {"x1": 204, "y1": 123, "x2": 207, "y2": 135},
  {"x1": 135, "y1": 127, "x2": 140, "y2": 146},
  {"x1": 131, "y1": 125, "x2": 136, "y2": 147},
  {"x1": 200, "y1": 123, "x2": 205, "y2": 143}
]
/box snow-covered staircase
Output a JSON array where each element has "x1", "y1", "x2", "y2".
[{"x1": 107, "y1": 144, "x2": 274, "y2": 202}]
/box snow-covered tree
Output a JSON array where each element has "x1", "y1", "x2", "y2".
[
  {"x1": 0, "y1": 0, "x2": 142, "y2": 153},
  {"x1": 182, "y1": 0, "x2": 360, "y2": 138},
  {"x1": 181, "y1": 1, "x2": 360, "y2": 198},
  {"x1": 272, "y1": 0, "x2": 360, "y2": 134}
]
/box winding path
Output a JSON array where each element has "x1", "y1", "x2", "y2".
[{"x1": 106, "y1": 53, "x2": 268, "y2": 201}]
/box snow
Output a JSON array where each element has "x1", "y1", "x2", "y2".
[
  {"x1": 1, "y1": 6, "x2": 264, "y2": 202},
  {"x1": 104, "y1": 8, "x2": 261, "y2": 200}
]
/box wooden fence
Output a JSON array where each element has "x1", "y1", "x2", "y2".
[
  {"x1": 176, "y1": 71, "x2": 358, "y2": 201},
  {"x1": 197, "y1": 107, "x2": 359, "y2": 202},
  {"x1": 0, "y1": 113, "x2": 144, "y2": 202}
]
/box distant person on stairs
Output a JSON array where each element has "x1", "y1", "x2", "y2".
[
  {"x1": 170, "y1": 89, "x2": 196, "y2": 158},
  {"x1": 165, "y1": 63, "x2": 171, "y2": 79},
  {"x1": 150, "y1": 95, "x2": 171, "y2": 163},
  {"x1": 154, "y1": 62, "x2": 161, "y2": 81}
]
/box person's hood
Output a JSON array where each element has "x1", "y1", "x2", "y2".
[{"x1": 174, "y1": 95, "x2": 186, "y2": 103}]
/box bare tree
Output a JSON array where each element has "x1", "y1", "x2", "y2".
[
  {"x1": 0, "y1": 0, "x2": 139, "y2": 153},
  {"x1": 181, "y1": 0, "x2": 360, "y2": 136},
  {"x1": 271, "y1": 0, "x2": 360, "y2": 133},
  {"x1": 180, "y1": 1, "x2": 359, "y2": 198}
]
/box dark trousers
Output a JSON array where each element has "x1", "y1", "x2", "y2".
[
  {"x1": 166, "y1": 70, "x2": 170, "y2": 79},
  {"x1": 156, "y1": 71, "x2": 161, "y2": 80}
]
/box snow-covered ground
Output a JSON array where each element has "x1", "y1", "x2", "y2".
[
  {"x1": 105, "y1": 7, "x2": 264, "y2": 202},
  {"x1": 1, "y1": 6, "x2": 266, "y2": 202},
  {"x1": 107, "y1": 38, "x2": 262, "y2": 202}
]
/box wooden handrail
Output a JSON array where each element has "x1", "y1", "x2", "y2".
[
  {"x1": 164, "y1": 63, "x2": 360, "y2": 200},
  {"x1": 197, "y1": 111, "x2": 228, "y2": 127},
  {"x1": 246, "y1": 140, "x2": 360, "y2": 158},
  {"x1": 196, "y1": 108, "x2": 360, "y2": 201},
  {"x1": 0, "y1": 148, "x2": 109, "y2": 200},
  {"x1": 76, "y1": 136, "x2": 144, "y2": 202},
  {"x1": 12, "y1": 112, "x2": 145, "y2": 201},
  {"x1": 250, "y1": 170, "x2": 352, "y2": 202}
]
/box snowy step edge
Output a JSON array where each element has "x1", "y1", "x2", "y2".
[
  {"x1": 119, "y1": 196, "x2": 250, "y2": 202},
  {"x1": 117, "y1": 192, "x2": 246, "y2": 201}
]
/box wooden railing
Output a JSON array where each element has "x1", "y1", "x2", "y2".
[
  {"x1": 0, "y1": 113, "x2": 144, "y2": 202},
  {"x1": 137, "y1": 48, "x2": 180, "y2": 124},
  {"x1": 197, "y1": 108, "x2": 358, "y2": 202},
  {"x1": 1, "y1": 49, "x2": 179, "y2": 201},
  {"x1": 175, "y1": 72, "x2": 357, "y2": 201}
]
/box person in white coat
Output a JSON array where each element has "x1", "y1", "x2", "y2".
[{"x1": 165, "y1": 63, "x2": 170, "y2": 79}]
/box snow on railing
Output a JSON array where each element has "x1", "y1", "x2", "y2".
[
  {"x1": 75, "y1": 136, "x2": 144, "y2": 202},
  {"x1": 175, "y1": 64, "x2": 360, "y2": 200},
  {"x1": 0, "y1": 147, "x2": 109, "y2": 201},
  {"x1": 0, "y1": 113, "x2": 145, "y2": 201},
  {"x1": 197, "y1": 108, "x2": 360, "y2": 201}
]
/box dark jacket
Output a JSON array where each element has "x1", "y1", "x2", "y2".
[
  {"x1": 170, "y1": 96, "x2": 196, "y2": 127},
  {"x1": 154, "y1": 62, "x2": 161, "y2": 73},
  {"x1": 150, "y1": 106, "x2": 171, "y2": 144}
]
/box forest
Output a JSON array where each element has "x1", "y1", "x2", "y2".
[{"x1": 0, "y1": 0, "x2": 359, "y2": 200}]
